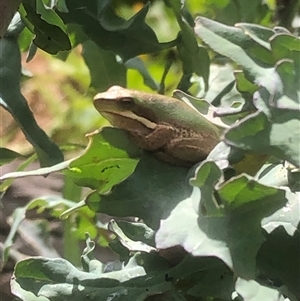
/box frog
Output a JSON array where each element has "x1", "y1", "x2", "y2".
[{"x1": 94, "y1": 86, "x2": 220, "y2": 166}]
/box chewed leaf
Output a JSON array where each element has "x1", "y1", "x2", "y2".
[
  {"x1": 65, "y1": 128, "x2": 141, "y2": 193},
  {"x1": 86, "y1": 153, "x2": 191, "y2": 230},
  {"x1": 21, "y1": 1, "x2": 71, "y2": 54},
  {"x1": 0, "y1": 128, "x2": 140, "y2": 194},
  {"x1": 11, "y1": 254, "x2": 172, "y2": 301}
]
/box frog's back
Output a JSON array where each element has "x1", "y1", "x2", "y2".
[{"x1": 133, "y1": 91, "x2": 220, "y2": 138}]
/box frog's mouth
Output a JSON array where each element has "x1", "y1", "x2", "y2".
[{"x1": 100, "y1": 110, "x2": 157, "y2": 132}]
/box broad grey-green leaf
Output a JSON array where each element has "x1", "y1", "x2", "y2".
[
  {"x1": 217, "y1": 174, "x2": 285, "y2": 212},
  {"x1": 261, "y1": 191, "x2": 300, "y2": 236},
  {"x1": 5, "y1": 12, "x2": 25, "y2": 37},
  {"x1": 235, "y1": 278, "x2": 286, "y2": 301},
  {"x1": 194, "y1": 64, "x2": 241, "y2": 107},
  {"x1": 11, "y1": 254, "x2": 172, "y2": 301},
  {"x1": 194, "y1": 17, "x2": 281, "y2": 95},
  {"x1": 156, "y1": 165, "x2": 286, "y2": 278},
  {"x1": 235, "y1": 23, "x2": 274, "y2": 49},
  {"x1": 224, "y1": 110, "x2": 300, "y2": 167},
  {"x1": 173, "y1": 90, "x2": 231, "y2": 128},
  {"x1": 155, "y1": 187, "x2": 232, "y2": 265},
  {"x1": 81, "y1": 234, "x2": 104, "y2": 274}
]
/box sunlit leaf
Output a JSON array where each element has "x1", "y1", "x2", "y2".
[{"x1": 65, "y1": 128, "x2": 141, "y2": 193}]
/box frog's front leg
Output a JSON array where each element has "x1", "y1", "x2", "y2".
[{"x1": 130, "y1": 124, "x2": 176, "y2": 151}]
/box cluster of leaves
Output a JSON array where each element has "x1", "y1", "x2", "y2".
[{"x1": 0, "y1": 0, "x2": 300, "y2": 301}]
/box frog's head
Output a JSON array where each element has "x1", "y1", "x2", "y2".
[{"x1": 94, "y1": 86, "x2": 157, "y2": 131}]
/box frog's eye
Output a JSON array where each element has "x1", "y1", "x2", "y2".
[{"x1": 120, "y1": 97, "x2": 134, "y2": 108}]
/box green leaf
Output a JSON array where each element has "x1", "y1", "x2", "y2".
[
  {"x1": 36, "y1": 0, "x2": 67, "y2": 33},
  {"x1": 60, "y1": 0, "x2": 176, "y2": 60},
  {"x1": 82, "y1": 40, "x2": 126, "y2": 90},
  {"x1": 189, "y1": 161, "x2": 223, "y2": 216},
  {"x1": 216, "y1": 0, "x2": 269, "y2": 24},
  {"x1": 0, "y1": 128, "x2": 140, "y2": 189},
  {"x1": 108, "y1": 220, "x2": 156, "y2": 253},
  {"x1": 234, "y1": 70, "x2": 258, "y2": 95},
  {"x1": 257, "y1": 227, "x2": 300, "y2": 300},
  {"x1": 186, "y1": 263, "x2": 235, "y2": 299},
  {"x1": 275, "y1": 59, "x2": 299, "y2": 101},
  {"x1": 168, "y1": 0, "x2": 210, "y2": 90},
  {"x1": 0, "y1": 148, "x2": 24, "y2": 165},
  {"x1": 217, "y1": 174, "x2": 285, "y2": 212},
  {"x1": 170, "y1": 256, "x2": 235, "y2": 300},
  {"x1": 235, "y1": 23, "x2": 274, "y2": 49},
  {"x1": 271, "y1": 34, "x2": 300, "y2": 84},
  {"x1": 0, "y1": 35, "x2": 63, "y2": 167},
  {"x1": 21, "y1": 0, "x2": 71, "y2": 54},
  {"x1": 86, "y1": 153, "x2": 191, "y2": 229},
  {"x1": 112, "y1": 220, "x2": 156, "y2": 248},
  {"x1": 125, "y1": 57, "x2": 159, "y2": 91},
  {"x1": 65, "y1": 128, "x2": 141, "y2": 193}
]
